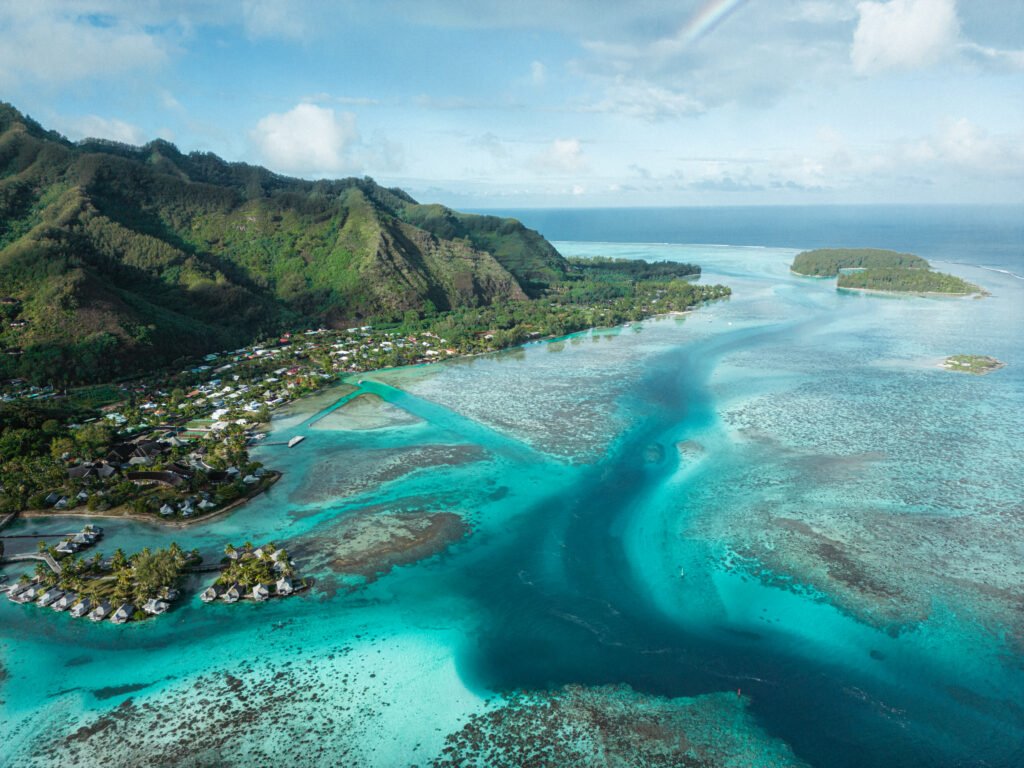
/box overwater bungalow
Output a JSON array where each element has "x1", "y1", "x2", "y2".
[
  {"x1": 221, "y1": 583, "x2": 241, "y2": 603},
  {"x1": 37, "y1": 588, "x2": 65, "y2": 607},
  {"x1": 88, "y1": 600, "x2": 112, "y2": 621},
  {"x1": 7, "y1": 580, "x2": 29, "y2": 599},
  {"x1": 142, "y1": 598, "x2": 169, "y2": 615},
  {"x1": 200, "y1": 584, "x2": 222, "y2": 603},
  {"x1": 70, "y1": 598, "x2": 92, "y2": 618},
  {"x1": 13, "y1": 583, "x2": 43, "y2": 603},
  {"x1": 52, "y1": 592, "x2": 77, "y2": 611},
  {"x1": 252, "y1": 583, "x2": 270, "y2": 601},
  {"x1": 55, "y1": 540, "x2": 79, "y2": 555},
  {"x1": 111, "y1": 604, "x2": 134, "y2": 624},
  {"x1": 276, "y1": 576, "x2": 294, "y2": 596}
]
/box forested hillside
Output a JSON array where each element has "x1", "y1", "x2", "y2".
[{"x1": 0, "y1": 104, "x2": 566, "y2": 383}]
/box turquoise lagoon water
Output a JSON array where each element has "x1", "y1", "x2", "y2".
[{"x1": 2, "y1": 216, "x2": 1024, "y2": 766}]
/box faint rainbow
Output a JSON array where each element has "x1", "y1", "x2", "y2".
[{"x1": 677, "y1": 0, "x2": 749, "y2": 47}]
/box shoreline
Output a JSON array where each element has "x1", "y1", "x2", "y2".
[
  {"x1": 836, "y1": 285, "x2": 984, "y2": 298},
  {"x1": 18, "y1": 472, "x2": 282, "y2": 529},
  {"x1": 8, "y1": 301, "x2": 715, "y2": 531}
]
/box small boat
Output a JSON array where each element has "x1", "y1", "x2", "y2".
[
  {"x1": 679, "y1": 567, "x2": 686, "y2": 578},
  {"x1": 287, "y1": 435, "x2": 305, "y2": 448}
]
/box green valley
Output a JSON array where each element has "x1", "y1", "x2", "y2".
[{"x1": 0, "y1": 104, "x2": 569, "y2": 384}]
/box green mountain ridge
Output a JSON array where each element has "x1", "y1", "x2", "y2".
[{"x1": 0, "y1": 103, "x2": 567, "y2": 384}]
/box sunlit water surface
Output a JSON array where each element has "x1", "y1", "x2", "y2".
[{"x1": 2, "y1": 233, "x2": 1023, "y2": 767}]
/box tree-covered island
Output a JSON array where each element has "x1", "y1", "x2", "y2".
[
  {"x1": 941, "y1": 355, "x2": 1005, "y2": 375},
  {"x1": 790, "y1": 248, "x2": 982, "y2": 296}
]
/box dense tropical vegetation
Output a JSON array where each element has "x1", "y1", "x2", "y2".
[
  {"x1": 0, "y1": 103, "x2": 564, "y2": 384},
  {"x1": 27, "y1": 542, "x2": 196, "y2": 613},
  {"x1": 217, "y1": 542, "x2": 295, "y2": 589},
  {"x1": 791, "y1": 247, "x2": 980, "y2": 295},
  {"x1": 0, "y1": 103, "x2": 734, "y2": 387},
  {"x1": 837, "y1": 267, "x2": 979, "y2": 294},
  {"x1": 791, "y1": 248, "x2": 929, "y2": 276}
]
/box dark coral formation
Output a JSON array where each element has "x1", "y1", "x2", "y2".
[{"x1": 432, "y1": 684, "x2": 807, "y2": 768}]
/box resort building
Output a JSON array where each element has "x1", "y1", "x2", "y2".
[
  {"x1": 111, "y1": 604, "x2": 134, "y2": 624},
  {"x1": 200, "y1": 584, "x2": 222, "y2": 602},
  {"x1": 37, "y1": 588, "x2": 64, "y2": 607},
  {"x1": 88, "y1": 600, "x2": 112, "y2": 621},
  {"x1": 142, "y1": 598, "x2": 169, "y2": 615},
  {"x1": 221, "y1": 583, "x2": 241, "y2": 603},
  {"x1": 51, "y1": 592, "x2": 77, "y2": 611}
]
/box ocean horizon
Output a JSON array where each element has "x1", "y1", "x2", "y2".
[{"x1": 473, "y1": 204, "x2": 1024, "y2": 272}]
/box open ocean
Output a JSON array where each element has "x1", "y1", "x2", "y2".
[{"x1": 2, "y1": 205, "x2": 1022, "y2": 766}]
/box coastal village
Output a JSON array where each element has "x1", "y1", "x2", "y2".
[
  {"x1": 0, "y1": 275, "x2": 728, "y2": 627},
  {"x1": 0, "y1": 325, "x2": 469, "y2": 522},
  {"x1": 0, "y1": 326, "x2": 457, "y2": 624}
]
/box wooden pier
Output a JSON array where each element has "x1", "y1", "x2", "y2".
[{"x1": 0, "y1": 551, "x2": 63, "y2": 575}]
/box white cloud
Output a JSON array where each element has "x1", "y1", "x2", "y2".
[
  {"x1": 587, "y1": 77, "x2": 705, "y2": 121},
  {"x1": 304, "y1": 92, "x2": 382, "y2": 106},
  {"x1": 789, "y1": 1, "x2": 859, "y2": 23},
  {"x1": 241, "y1": 0, "x2": 309, "y2": 40},
  {"x1": 959, "y1": 41, "x2": 1024, "y2": 71},
  {"x1": 0, "y1": 4, "x2": 168, "y2": 86},
  {"x1": 531, "y1": 138, "x2": 588, "y2": 174},
  {"x1": 530, "y1": 60, "x2": 546, "y2": 85},
  {"x1": 851, "y1": 0, "x2": 960, "y2": 74},
  {"x1": 927, "y1": 117, "x2": 1024, "y2": 176},
  {"x1": 251, "y1": 103, "x2": 361, "y2": 176},
  {"x1": 67, "y1": 115, "x2": 147, "y2": 145},
  {"x1": 471, "y1": 132, "x2": 511, "y2": 161},
  {"x1": 161, "y1": 91, "x2": 185, "y2": 112}
]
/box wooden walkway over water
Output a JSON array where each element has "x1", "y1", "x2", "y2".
[{"x1": 0, "y1": 551, "x2": 63, "y2": 575}]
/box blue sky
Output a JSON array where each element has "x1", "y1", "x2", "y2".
[{"x1": 1, "y1": 0, "x2": 1022, "y2": 207}]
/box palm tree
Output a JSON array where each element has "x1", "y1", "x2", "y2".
[{"x1": 111, "y1": 548, "x2": 128, "y2": 571}]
